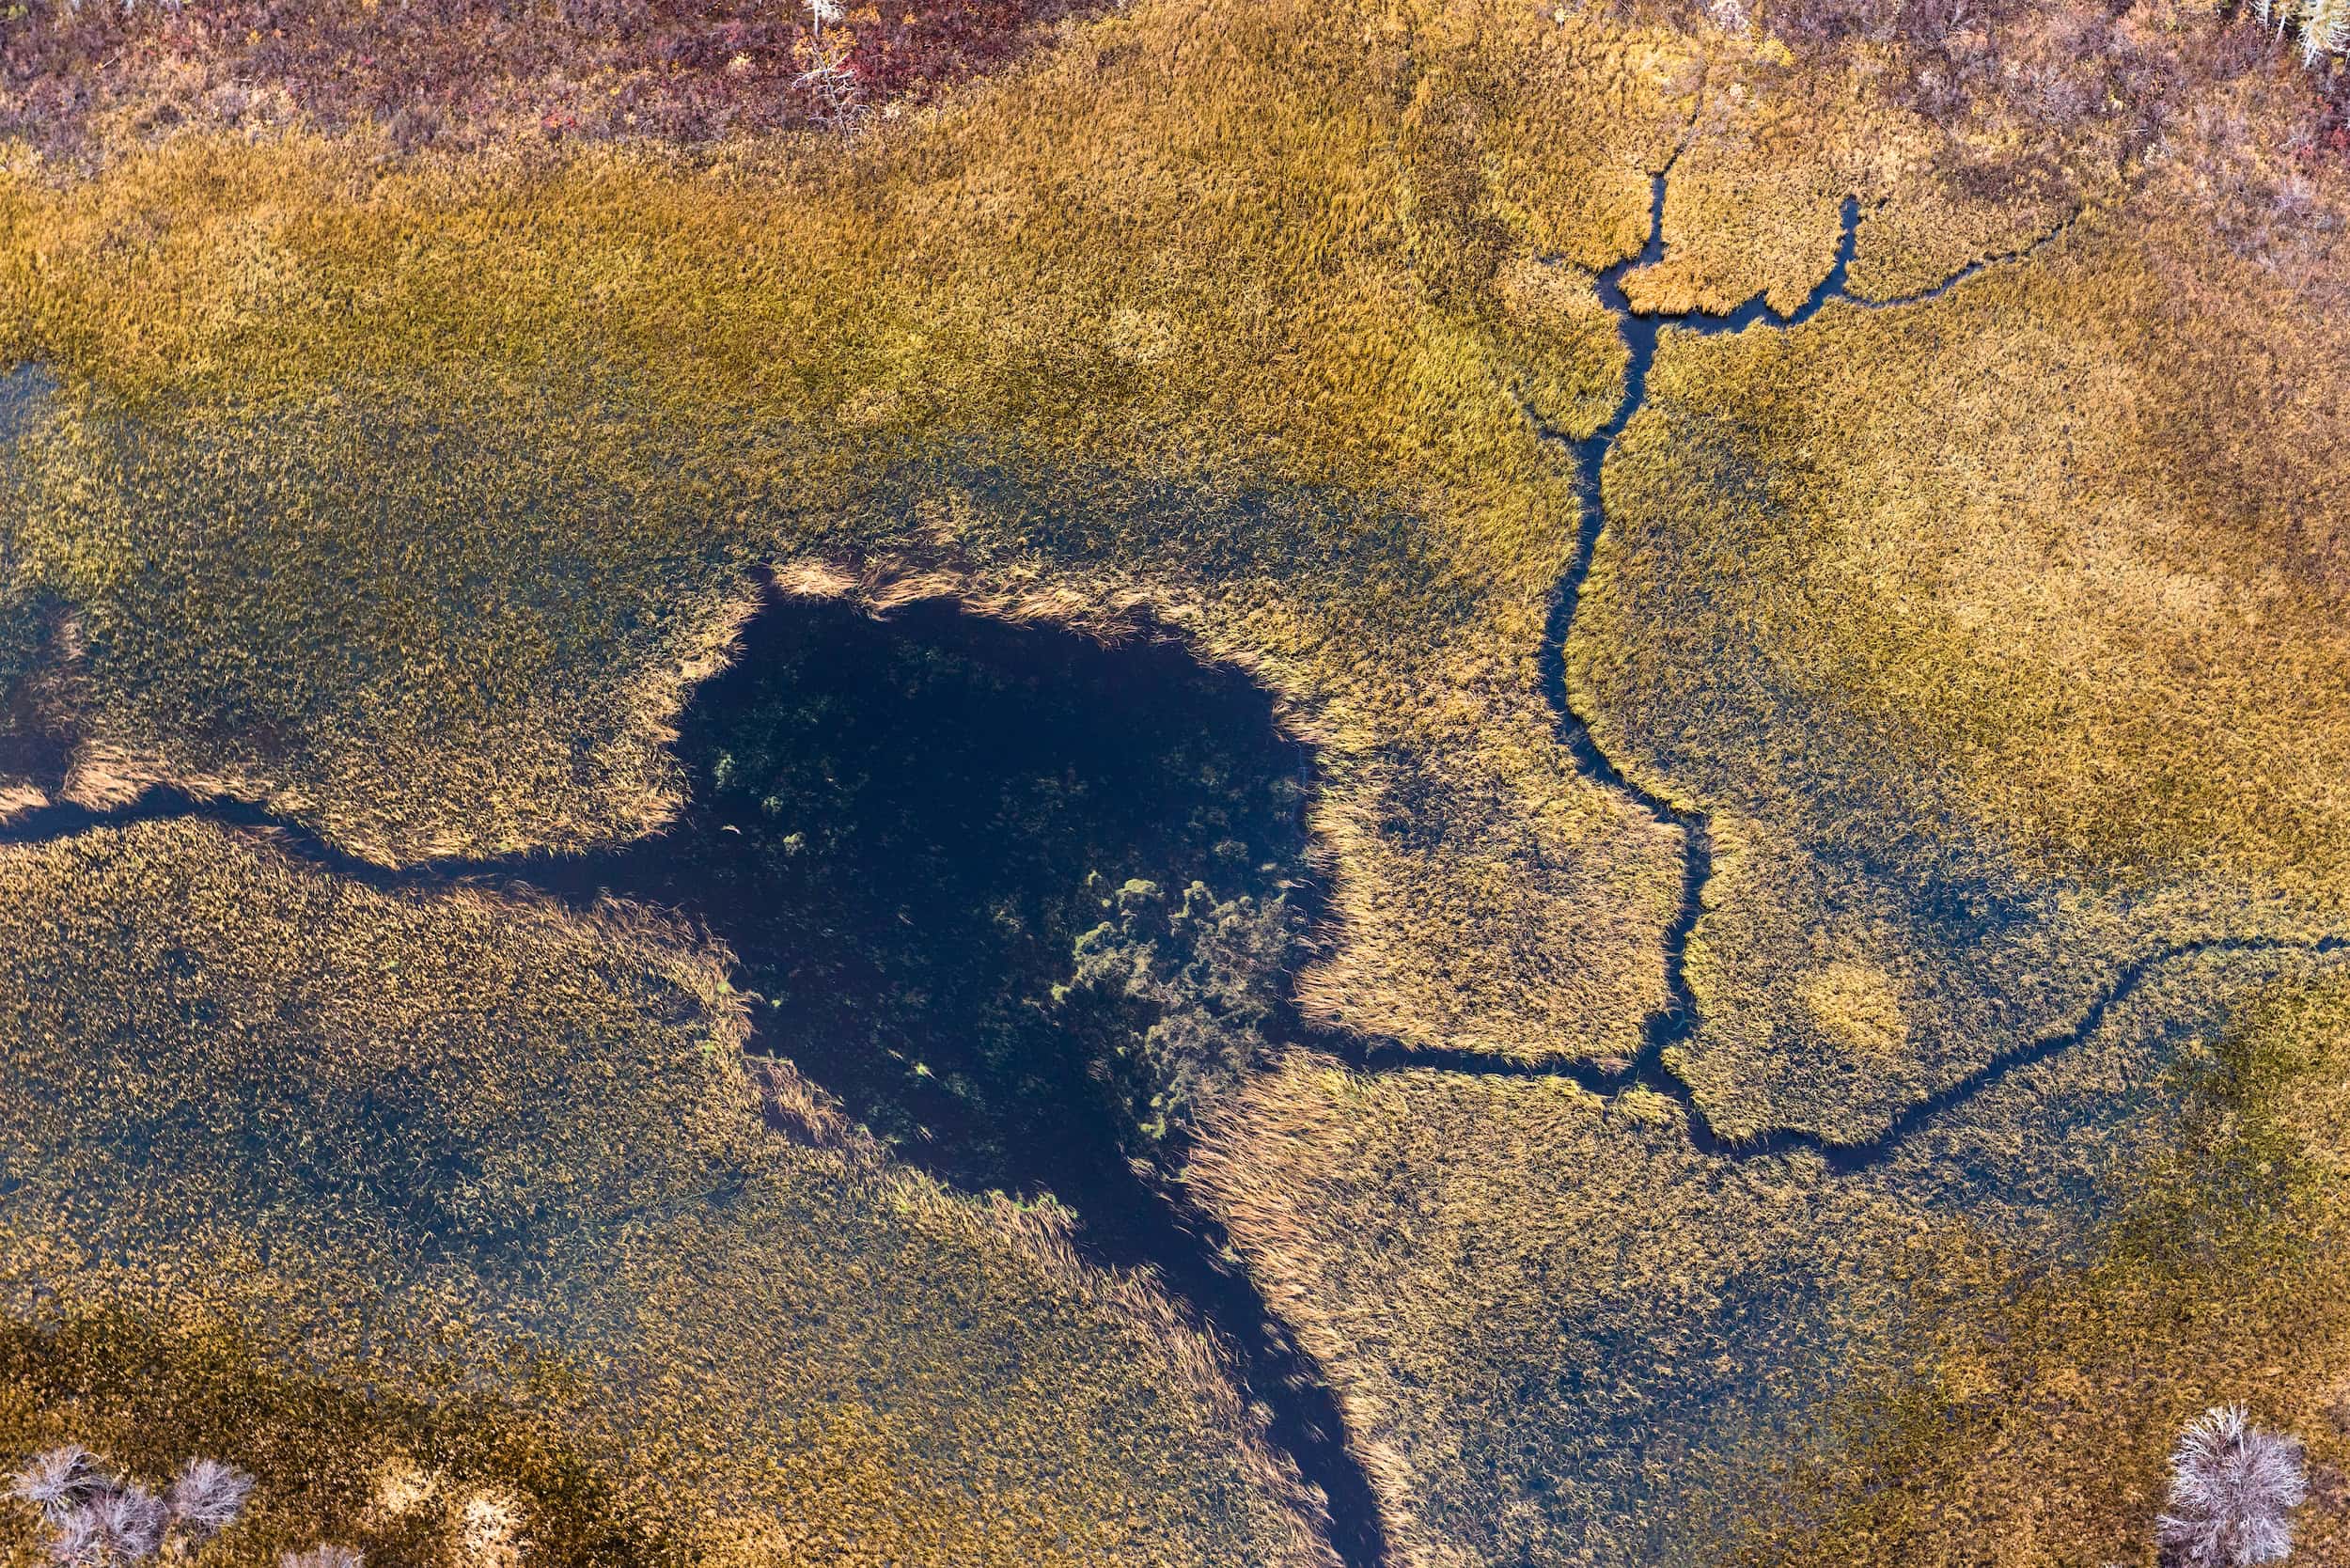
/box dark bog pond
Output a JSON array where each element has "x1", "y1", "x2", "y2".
[
  {"x1": 0, "y1": 588, "x2": 1386, "y2": 1564},
  {"x1": 528, "y1": 593, "x2": 1389, "y2": 1566},
  {"x1": 541, "y1": 593, "x2": 1315, "y2": 1202}
]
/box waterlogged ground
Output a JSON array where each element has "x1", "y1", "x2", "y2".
[
  {"x1": 0, "y1": 594, "x2": 1383, "y2": 1567},
  {"x1": 0, "y1": 636, "x2": 1342, "y2": 1566},
  {"x1": 5, "y1": 0, "x2": 2350, "y2": 1561},
  {"x1": 10, "y1": 579, "x2": 2350, "y2": 1568}
]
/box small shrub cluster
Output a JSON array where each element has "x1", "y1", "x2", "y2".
[
  {"x1": 0, "y1": 0, "x2": 1114, "y2": 158},
  {"x1": 1614, "y1": 0, "x2": 2350, "y2": 209},
  {"x1": 1606, "y1": 0, "x2": 2176, "y2": 160},
  {"x1": 1061, "y1": 876, "x2": 1298, "y2": 1147},
  {"x1": 2156, "y1": 1406, "x2": 2308, "y2": 1568},
  {"x1": 2252, "y1": 0, "x2": 2350, "y2": 65},
  {"x1": 0, "y1": 820, "x2": 1329, "y2": 1567},
  {"x1": 9, "y1": 1447, "x2": 251, "y2": 1565}
]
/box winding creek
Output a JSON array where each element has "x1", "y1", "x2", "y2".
[{"x1": 0, "y1": 171, "x2": 2277, "y2": 1568}]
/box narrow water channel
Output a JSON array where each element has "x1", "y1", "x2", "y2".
[
  {"x1": 0, "y1": 169, "x2": 2107, "y2": 1568},
  {"x1": 492, "y1": 593, "x2": 1398, "y2": 1568}
]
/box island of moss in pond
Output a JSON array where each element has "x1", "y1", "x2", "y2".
[{"x1": 542, "y1": 595, "x2": 1315, "y2": 1207}]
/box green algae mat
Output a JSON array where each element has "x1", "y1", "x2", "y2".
[{"x1": 3, "y1": 0, "x2": 2350, "y2": 1561}]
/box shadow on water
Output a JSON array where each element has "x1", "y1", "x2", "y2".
[{"x1": 538, "y1": 594, "x2": 1315, "y2": 1200}]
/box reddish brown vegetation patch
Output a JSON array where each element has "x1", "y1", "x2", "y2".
[
  {"x1": 0, "y1": 0, "x2": 1110, "y2": 159},
  {"x1": 1604, "y1": 0, "x2": 2350, "y2": 192}
]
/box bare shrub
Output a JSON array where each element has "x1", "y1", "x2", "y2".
[
  {"x1": 9, "y1": 1447, "x2": 253, "y2": 1566},
  {"x1": 165, "y1": 1458, "x2": 256, "y2": 1544},
  {"x1": 2254, "y1": 0, "x2": 2350, "y2": 63},
  {"x1": 281, "y1": 1548, "x2": 366, "y2": 1568},
  {"x1": 2156, "y1": 1405, "x2": 2308, "y2": 1568},
  {"x1": 79, "y1": 1485, "x2": 169, "y2": 1563},
  {"x1": 10, "y1": 1447, "x2": 101, "y2": 1520}
]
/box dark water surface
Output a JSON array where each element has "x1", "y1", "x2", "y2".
[
  {"x1": 525, "y1": 593, "x2": 1391, "y2": 1567},
  {"x1": 539, "y1": 595, "x2": 1317, "y2": 1200}
]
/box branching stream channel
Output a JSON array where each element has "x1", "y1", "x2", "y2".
[{"x1": 2, "y1": 175, "x2": 2227, "y2": 1568}]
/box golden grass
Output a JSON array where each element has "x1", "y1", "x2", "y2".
[
  {"x1": 1191, "y1": 947, "x2": 2350, "y2": 1568},
  {"x1": 1571, "y1": 104, "x2": 2350, "y2": 1141},
  {"x1": 1620, "y1": 76, "x2": 1859, "y2": 317},
  {"x1": 1604, "y1": 20, "x2": 2128, "y2": 318},
  {"x1": 0, "y1": 819, "x2": 1331, "y2": 1567},
  {"x1": 0, "y1": 0, "x2": 1718, "y2": 1064},
  {"x1": 1723, "y1": 965, "x2": 2350, "y2": 1567},
  {"x1": 0, "y1": 0, "x2": 2285, "y2": 1074},
  {"x1": 0, "y1": 3, "x2": 2341, "y2": 1561}
]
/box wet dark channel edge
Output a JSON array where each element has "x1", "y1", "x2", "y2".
[{"x1": 0, "y1": 176, "x2": 2121, "y2": 1568}]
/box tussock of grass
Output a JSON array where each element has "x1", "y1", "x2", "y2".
[
  {"x1": 0, "y1": 819, "x2": 1331, "y2": 1567},
  {"x1": 1190, "y1": 948, "x2": 2347, "y2": 1568},
  {"x1": 1572, "y1": 130, "x2": 2350, "y2": 1142}
]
